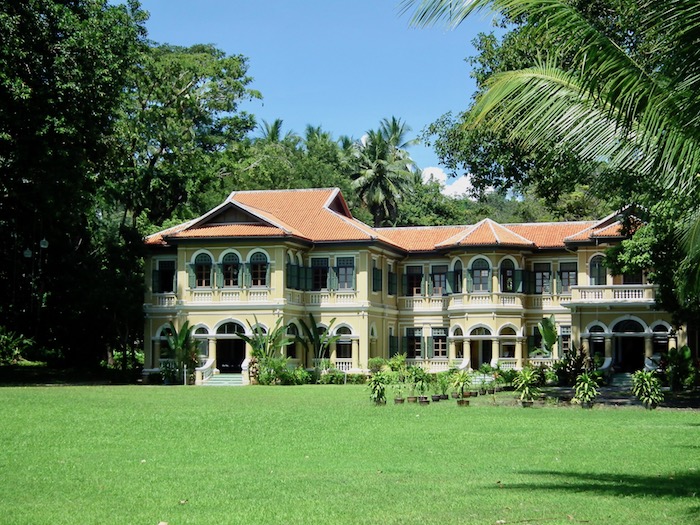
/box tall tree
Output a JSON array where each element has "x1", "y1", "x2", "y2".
[
  {"x1": 107, "y1": 43, "x2": 260, "y2": 228},
  {"x1": 352, "y1": 117, "x2": 418, "y2": 227},
  {"x1": 0, "y1": 0, "x2": 146, "y2": 362},
  {"x1": 404, "y1": 0, "x2": 700, "y2": 319}
]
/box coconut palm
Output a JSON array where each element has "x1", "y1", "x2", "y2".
[
  {"x1": 402, "y1": 0, "x2": 700, "y2": 296},
  {"x1": 353, "y1": 117, "x2": 418, "y2": 226}
]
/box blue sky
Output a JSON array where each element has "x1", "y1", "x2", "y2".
[{"x1": 137, "y1": 1, "x2": 499, "y2": 191}]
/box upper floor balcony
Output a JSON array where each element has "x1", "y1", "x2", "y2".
[{"x1": 567, "y1": 284, "x2": 657, "y2": 306}]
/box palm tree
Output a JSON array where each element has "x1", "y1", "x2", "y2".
[
  {"x1": 352, "y1": 117, "x2": 418, "y2": 227},
  {"x1": 402, "y1": 0, "x2": 700, "y2": 296},
  {"x1": 165, "y1": 321, "x2": 200, "y2": 380}
]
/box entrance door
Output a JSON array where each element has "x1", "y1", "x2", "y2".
[
  {"x1": 470, "y1": 340, "x2": 492, "y2": 369},
  {"x1": 217, "y1": 339, "x2": 246, "y2": 373},
  {"x1": 615, "y1": 337, "x2": 644, "y2": 372}
]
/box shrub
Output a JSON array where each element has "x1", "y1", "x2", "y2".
[
  {"x1": 0, "y1": 326, "x2": 33, "y2": 365},
  {"x1": 666, "y1": 346, "x2": 693, "y2": 392},
  {"x1": 319, "y1": 369, "x2": 346, "y2": 384},
  {"x1": 553, "y1": 346, "x2": 591, "y2": 386},
  {"x1": 387, "y1": 353, "x2": 407, "y2": 372},
  {"x1": 632, "y1": 370, "x2": 663, "y2": 409},
  {"x1": 573, "y1": 373, "x2": 600, "y2": 404},
  {"x1": 346, "y1": 373, "x2": 367, "y2": 384},
  {"x1": 367, "y1": 357, "x2": 387, "y2": 373},
  {"x1": 368, "y1": 371, "x2": 388, "y2": 404}
]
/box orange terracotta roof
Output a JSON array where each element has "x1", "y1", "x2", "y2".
[
  {"x1": 168, "y1": 224, "x2": 287, "y2": 239},
  {"x1": 438, "y1": 219, "x2": 535, "y2": 248},
  {"x1": 145, "y1": 188, "x2": 633, "y2": 252},
  {"x1": 506, "y1": 222, "x2": 597, "y2": 248},
  {"x1": 375, "y1": 225, "x2": 466, "y2": 252}
]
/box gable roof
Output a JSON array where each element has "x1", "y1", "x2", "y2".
[{"x1": 145, "y1": 188, "x2": 632, "y2": 252}]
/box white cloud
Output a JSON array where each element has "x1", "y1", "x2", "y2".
[{"x1": 421, "y1": 166, "x2": 473, "y2": 197}]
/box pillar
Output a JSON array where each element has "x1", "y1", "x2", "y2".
[
  {"x1": 352, "y1": 339, "x2": 360, "y2": 369},
  {"x1": 448, "y1": 339, "x2": 456, "y2": 362},
  {"x1": 644, "y1": 334, "x2": 653, "y2": 359},
  {"x1": 581, "y1": 336, "x2": 590, "y2": 357},
  {"x1": 515, "y1": 338, "x2": 523, "y2": 369},
  {"x1": 208, "y1": 338, "x2": 217, "y2": 369},
  {"x1": 154, "y1": 340, "x2": 161, "y2": 368},
  {"x1": 604, "y1": 335, "x2": 613, "y2": 359}
]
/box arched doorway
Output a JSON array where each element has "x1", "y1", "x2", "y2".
[
  {"x1": 216, "y1": 322, "x2": 246, "y2": 373},
  {"x1": 470, "y1": 327, "x2": 492, "y2": 369},
  {"x1": 613, "y1": 319, "x2": 645, "y2": 372}
]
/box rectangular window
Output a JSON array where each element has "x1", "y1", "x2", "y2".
[
  {"x1": 372, "y1": 261, "x2": 383, "y2": 292},
  {"x1": 561, "y1": 325, "x2": 572, "y2": 354},
  {"x1": 336, "y1": 341, "x2": 352, "y2": 359},
  {"x1": 311, "y1": 258, "x2": 329, "y2": 291},
  {"x1": 534, "y1": 262, "x2": 551, "y2": 294},
  {"x1": 432, "y1": 327, "x2": 447, "y2": 357},
  {"x1": 336, "y1": 257, "x2": 355, "y2": 290},
  {"x1": 558, "y1": 262, "x2": 577, "y2": 293},
  {"x1": 406, "y1": 328, "x2": 422, "y2": 358},
  {"x1": 153, "y1": 259, "x2": 176, "y2": 293},
  {"x1": 388, "y1": 264, "x2": 397, "y2": 295},
  {"x1": 431, "y1": 265, "x2": 448, "y2": 296},
  {"x1": 405, "y1": 265, "x2": 423, "y2": 296}
]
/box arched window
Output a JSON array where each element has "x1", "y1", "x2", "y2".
[
  {"x1": 216, "y1": 322, "x2": 245, "y2": 335},
  {"x1": 250, "y1": 252, "x2": 268, "y2": 287},
  {"x1": 500, "y1": 259, "x2": 515, "y2": 293},
  {"x1": 194, "y1": 253, "x2": 212, "y2": 287},
  {"x1": 470, "y1": 327, "x2": 492, "y2": 336},
  {"x1": 453, "y1": 260, "x2": 463, "y2": 293},
  {"x1": 194, "y1": 327, "x2": 209, "y2": 356},
  {"x1": 590, "y1": 255, "x2": 606, "y2": 286},
  {"x1": 286, "y1": 324, "x2": 298, "y2": 359},
  {"x1": 499, "y1": 326, "x2": 516, "y2": 358},
  {"x1": 470, "y1": 259, "x2": 491, "y2": 292},
  {"x1": 222, "y1": 253, "x2": 240, "y2": 287}
]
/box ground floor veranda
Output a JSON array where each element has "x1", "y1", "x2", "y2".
[{"x1": 144, "y1": 305, "x2": 683, "y2": 384}]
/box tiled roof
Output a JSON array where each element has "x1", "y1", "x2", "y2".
[
  {"x1": 507, "y1": 222, "x2": 598, "y2": 248},
  {"x1": 375, "y1": 225, "x2": 467, "y2": 252},
  {"x1": 145, "y1": 188, "x2": 631, "y2": 252},
  {"x1": 437, "y1": 219, "x2": 535, "y2": 248},
  {"x1": 168, "y1": 223, "x2": 287, "y2": 239}
]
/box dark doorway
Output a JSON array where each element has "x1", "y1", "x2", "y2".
[
  {"x1": 615, "y1": 337, "x2": 645, "y2": 372},
  {"x1": 217, "y1": 339, "x2": 246, "y2": 373}
]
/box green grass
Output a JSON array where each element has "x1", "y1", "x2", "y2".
[{"x1": 0, "y1": 385, "x2": 698, "y2": 525}]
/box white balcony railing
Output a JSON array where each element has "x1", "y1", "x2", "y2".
[
  {"x1": 152, "y1": 293, "x2": 177, "y2": 307},
  {"x1": 571, "y1": 285, "x2": 656, "y2": 303}
]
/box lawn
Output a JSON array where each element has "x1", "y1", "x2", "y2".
[{"x1": 0, "y1": 385, "x2": 697, "y2": 525}]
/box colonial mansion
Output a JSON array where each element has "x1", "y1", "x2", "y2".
[{"x1": 143, "y1": 187, "x2": 683, "y2": 383}]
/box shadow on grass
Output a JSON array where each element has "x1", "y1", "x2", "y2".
[
  {"x1": 498, "y1": 470, "x2": 699, "y2": 521},
  {"x1": 0, "y1": 365, "x2": 130, "y2": 386}
]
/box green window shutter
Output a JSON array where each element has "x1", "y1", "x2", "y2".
[
  {"x1": 286, "y1": 263, "x2": 292, "y2": 289},
  {"x1": 527, "y1": 335, "x2": 535, "y2": 354},
  {"x1": 388, "y1": 272, "x2": 397, "y2": 295},
  {"x1": 446, "y1": 271, "x2": 454, "y2": 295},
  {"x1": 401, "y1": 336, "x2": 408, "y2": 354},
  {"x1": 389, "y1": 335, "x2": 398, "y2": 357},
  {"x1": 215, "y1": 264, "x2": 223, "y2": 288},
  {"x1": 152, "y1": 269, "x2": 160, "y2": 293},
  {"x1": 426, "y1": 276, "x2": 433, "y2": 296},
  {"x1": 401, "y1": 274, "x2": 408, "y2": 296},
  {"x1": 557, "y1": 335, "x2": 563, "y2": 354},
  {"x1": 292, "y1": 264, "x2": 299, "y2": 290},
  {"x1": 514, "y1": 270, "x2": 522, "y2": 293},
  {"x1": 265, "y1": 264, "x2": 270, "y2": 287},
  {"x1": 329, "y1": 267, "x2": 338, "y2": 290},
  {"x1": 556, "y1": 273, "x2": 562, "y2": 294},
  {"x1": 427, "y1": 337, "x2": 434, "y2": 358},
  {"x1": 187, "y1": 264, "x2": 195, "y2": 289},
  {"x1": 487, "y1": 270, "x2": 493, "y2": 292},
  {"x1": 466, "y1": 270, "x2": 474, "y2": 293},
  {"x1": 209, "y1": 265, "x2": 216, "y2": 288},
  {"x1": 304, "y1": 266, "x2": 313, "y2": 291},
  {"x1": 242, "y1": 263, "x2": 252, "y2": 287}
]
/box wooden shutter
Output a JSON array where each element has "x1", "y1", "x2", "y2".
[
  {"x1": 187, "y1": 264, "x2": 195, "y2": 289},
  {"x1": 152, "y1": 269, "x2": 160, "y2": 293}
]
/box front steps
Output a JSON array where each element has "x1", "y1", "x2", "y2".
[{"x1": 202, "y1": 373, "x2": 243, "y2": 386}]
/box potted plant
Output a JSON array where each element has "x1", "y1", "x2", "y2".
[
  {"x1": 632, "y1": 369, "x2": 664, "y2": 409},
  {"x1": 406, "y1": 366, "x2": 419, "y2": 403},
  {"x1": 416, "y1": 372, "x2": 430, "y2": 404},
  {"x1": 515, "y1": 367, "x2": 541, "y2": 407},
  {"x1": 430, "y1": 374, "x2": 442, "y2": 402},
  {"x1": 451, "y1": 370, "x2": 472, "y2": 406},
  {"x1": 573, "y1": 372, "x2": 600, "y2": 408},
  {"x1": 393, "y1": 381, "x2": 406, "y2": 404},
  {"x1": 438, "y1": 372, "x2": 450, "y2": 399},
  {"x1": 368, "y1": 371, "x2": 388, "y2": 405}
]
